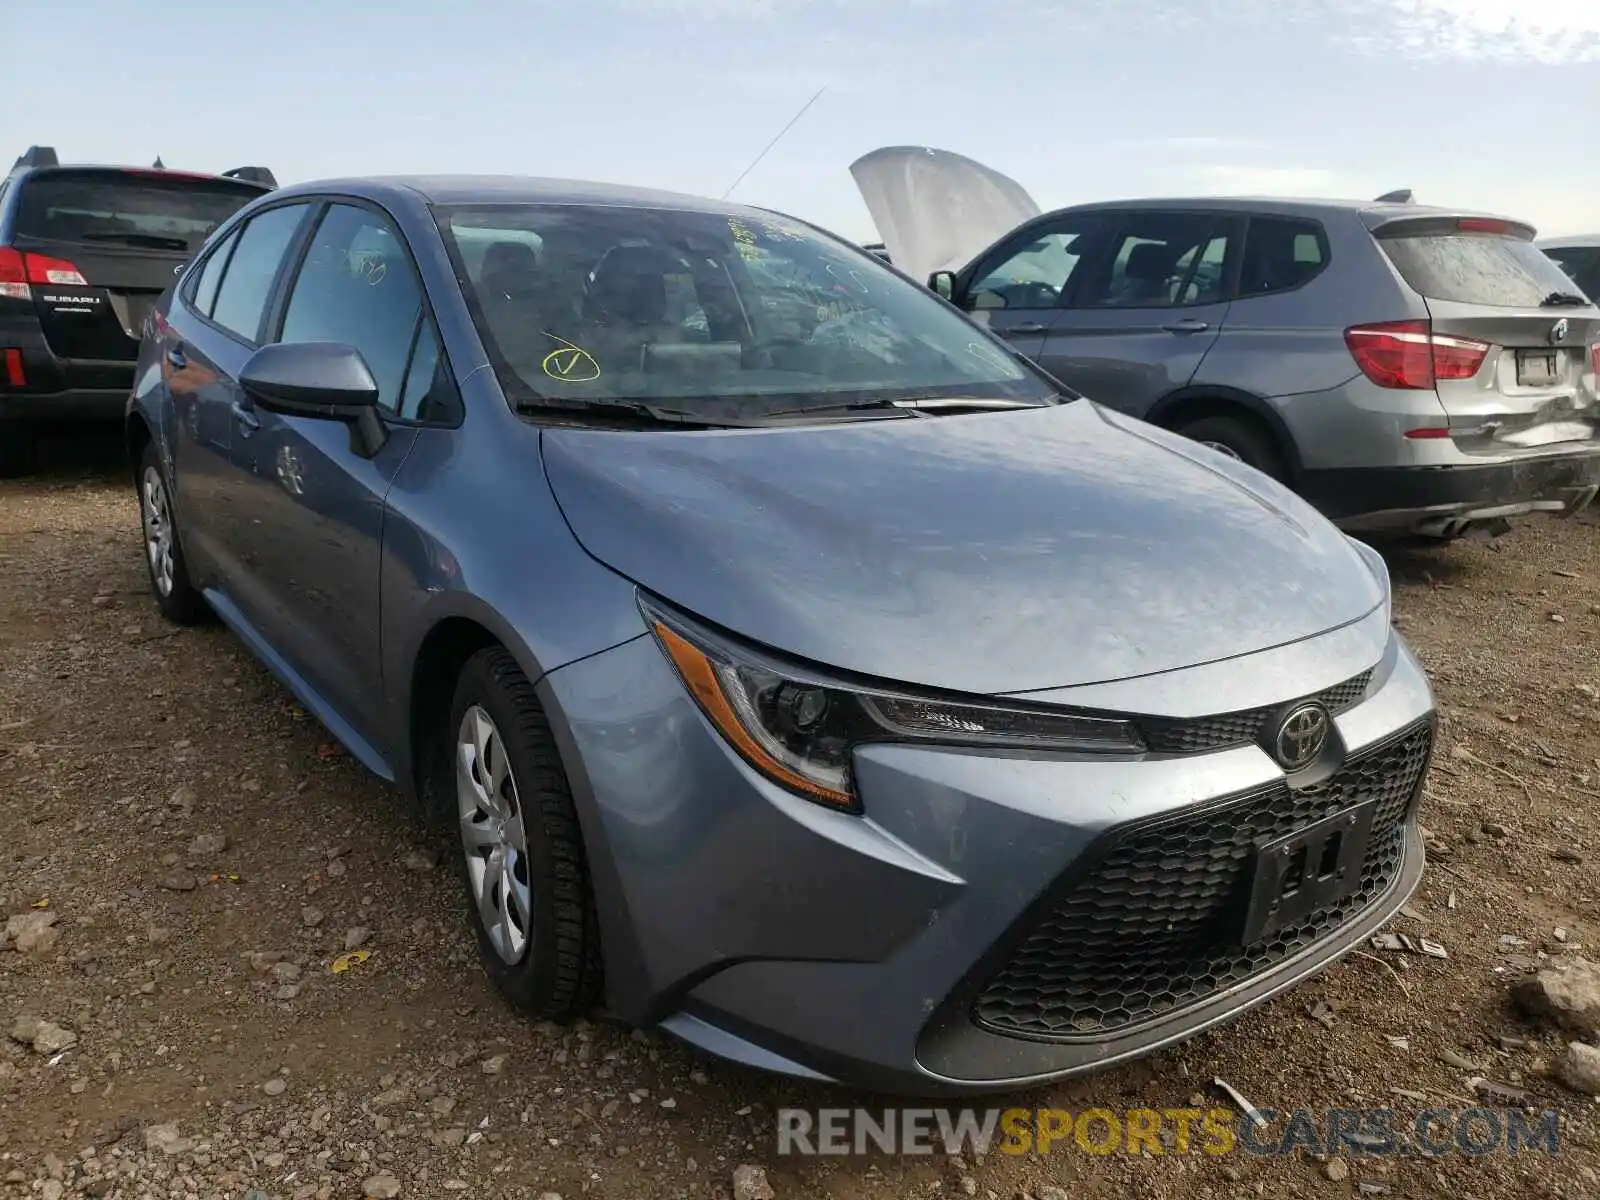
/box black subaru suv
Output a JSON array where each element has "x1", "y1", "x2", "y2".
[{"x1": 0, "y1": 146, "x2": 276, "y2": 475}]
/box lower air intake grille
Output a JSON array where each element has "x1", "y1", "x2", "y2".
[{"x1": 972, "y1": 720, "x2": 1432, "y2": 1041}]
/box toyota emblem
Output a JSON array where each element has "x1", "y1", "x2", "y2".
[
  {"x1": 1274, "y1": 704, "x2": 1329, "y2": 771},
  {"x1": 1550, "y1": 318, "x2": 1569, "y2": 345}
]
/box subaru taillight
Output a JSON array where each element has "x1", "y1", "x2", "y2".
[
  {"x1": 1590, "y1": 342, "x2": 1599, "y2": 377},
  {"x1": 1344, "y1": 320, "x2": 1490, "y2": 389},
  {"x1": 0, "y1": 246, "x2": 88, "y2": 301}
]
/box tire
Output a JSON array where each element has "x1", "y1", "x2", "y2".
[
  {"x1": 136, "y1": 442, "x2": 208, "y2": 625},
  {"x1": 0, "y1": 424, "x2": 37, "y2": 479},
  {"x1": 1176, "y1": 414, "x2": 1286, "y2": 482},
  {"x1": 448, "y1": 646, "x2": 603, "y2": 1018}
]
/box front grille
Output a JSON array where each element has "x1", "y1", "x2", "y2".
[
  {"x1": 973, "y1": 720, "x2": 1432, "y2": 1041},
  {"x1": 1140, "y1": 669, "x2": 1373, "y2": 755}
]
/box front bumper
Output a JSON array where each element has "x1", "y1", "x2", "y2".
[
  {"x1": 540, "y1": 611, "x2": 1436, "y2": 1097},
  {"x1": 1300, "y1": 449, "x2": 1600, "y2": 534}
]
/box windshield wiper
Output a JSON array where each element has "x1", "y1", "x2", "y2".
[
  {"x1": 77, "y1": 231, "x2": 190, "y2": 251},
  {"x1": 1540, "y1": 290, "x2": 1591, "y2": 308},
  {"x1": 513, "y1": 399, "x2": 774, "y2": 429},
  {"x1": 776, "y1": 396, "x2": 1049, "y2": 419}
]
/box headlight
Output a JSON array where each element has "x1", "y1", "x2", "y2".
[{"x1": 641, "y1": 598, "x2": 1144, "y2": 812}]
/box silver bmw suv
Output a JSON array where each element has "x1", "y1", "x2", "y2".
[{"x1": 854, "y1": 147, "x2": 1600, "y2": 538}]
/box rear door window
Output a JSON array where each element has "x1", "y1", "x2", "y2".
[
  {"x1": 1378, "y1": 229, "x2": 1582, "y2": 308},
  {"x1": 1077, "y1": 213, "x2": 1233, "y2": 309},
  {"x1": 208, "y1": 203, "x2": 312, "y2": 342},
  {"x1": 13, "y1": 171, "x2": 263, "y2": 254}
]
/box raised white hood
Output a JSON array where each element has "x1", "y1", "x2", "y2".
[{"x1": 849, "y1": 145, "x2": 1042, "y2": 283}]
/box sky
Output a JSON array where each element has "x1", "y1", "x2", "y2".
[{"x1": 10, "y1": 0, "x2": 1600, "y2": 241}]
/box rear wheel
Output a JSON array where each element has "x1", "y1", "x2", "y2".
[
  {"x1": 1175, "y1": 414, "x2": 1286, "y2": 482},
  {"x1": 449, "y1": 646, "x2": 603, "y2": 1018},
  {"x1": 0, "y1": 424, "x2": 37, "y2": 479},
  {"x1": 137, "y1": 442, "x2": 207, "y2": 624}
]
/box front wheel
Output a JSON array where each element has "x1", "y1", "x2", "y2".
[
  {"x1": 137, "y1": 443, "x2": 207, "y2": 625},
  {"x1": 449, "y1": 647, "x2": 603, "y2": 1018}
]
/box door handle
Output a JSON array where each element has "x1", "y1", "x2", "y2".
[
  {"x1": 1010, "y1": 321, "x2": 1049, "y2": 334},
  {"x1": 230, "y1": 400, "x2": 261, "y2": 432},
  {"x1": 1161, "y1": 318, "x2": 1209, "y2": 334},
  {"x1": 166, "y1": 348, "x2": 187, "y2": 370}
]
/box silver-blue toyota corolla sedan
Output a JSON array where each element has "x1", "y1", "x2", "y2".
[{"x1": 126, "y1": 175, "x2": 1436, "y2": 1096}]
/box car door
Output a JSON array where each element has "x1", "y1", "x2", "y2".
[
  {"x1": 1036, "y1": 211, "x2": 1240, "y2": 417},
  {"x1": 163, "y1": 201, "x2": 315, "y2": 580},
  {"x1": 219, "y1": 199, "x2": 442, "y2": 759},
  {"x1": 951, "y1": 214, "x2": 1109, "y2": 367}
]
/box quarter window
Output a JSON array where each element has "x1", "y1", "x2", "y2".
[
  {"x1": 278, "y1": 204, "x2": 425, "y2": 415},
  {"x1": 208, "y1": 204, "x2": 311, "y2": 341},
  {"x1": 189, "y1": 229, "x2": 239, "y2": 318},
  {"x1": 1239, "y1": 217, "x2": 1328, "y2": 297}
]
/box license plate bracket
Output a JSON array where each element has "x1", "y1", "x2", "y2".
[
  {"x1": 1241, "y1": 800, "x2": 1378, "y2": 945},
  {"x1": 1516, "y1": 349, "x2": 1559, "y2": 387}
]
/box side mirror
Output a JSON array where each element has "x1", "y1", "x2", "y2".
[
  {"x1": 239, "y1": 342, "x2": 389, "y2": 458},
  {"x1": 928, "y1": 270, "x2": 957, "y2": 301}
]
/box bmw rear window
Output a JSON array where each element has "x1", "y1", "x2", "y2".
[
  {"x1": 14, "y1": 170, "x2": 263, "y2": 253},
  {"x1": 1377, "y1": 228, "x2": 1582, "y2": 308}
]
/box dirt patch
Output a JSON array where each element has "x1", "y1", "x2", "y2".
[{"x1": 2, "y1": 443, "x2": 1597, "y2": 1198}]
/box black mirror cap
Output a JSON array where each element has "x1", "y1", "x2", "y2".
[
  {"x1": 240, "y1": 342, "x2": 380, "y2": 417},
  {"x1": 928, "y1": 270, "x2": 957, "y2": 300}
]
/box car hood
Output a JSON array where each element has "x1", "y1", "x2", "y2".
[
  {"x1": 540, "y1": 403, "x2": 1386, "y2": 697},
  {"x1": 849, "y1": 145, "x2": 1041, "y2": 284}
]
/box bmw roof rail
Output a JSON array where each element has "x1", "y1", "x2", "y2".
[
  {"x1": 12, "y1": 145, "x2": 59, "y2": 170},
  {"x1": 222, "y1": 166, "x2": 278, "y2": 189},
  {"x1": 1374, "y1": 188, "x2": 1414, "y2": 204}
]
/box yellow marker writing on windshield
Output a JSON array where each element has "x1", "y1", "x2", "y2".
[{"x1": 540, "y1": 335, "x2": 601, "y2": 383}]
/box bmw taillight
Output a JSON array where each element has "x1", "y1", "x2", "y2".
[
  {"x1": 1344, "y1": 319, "x2": 1490, "y2": 390},
  {"x1": 0, "y1": 246, "x2": 88, "y2": 301}
]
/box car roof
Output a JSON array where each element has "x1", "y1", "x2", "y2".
[
  {"x1": 1040, "y1": 195, "x2": 1521, "y2": 224},
  {"x1": 1538, "y1": 234, "x2": 1600, "y2": 249},
  {"x1": 268, "y1": 174, "x2": 773, "y2": 218}
]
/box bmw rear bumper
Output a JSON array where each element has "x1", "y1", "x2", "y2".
[
  {"x1": 539, "y1": 611, "x2": 1435, "y2": 1097},
  {"x1": 1301, "y1": 447, "x2": 1600, "y2": 535}
]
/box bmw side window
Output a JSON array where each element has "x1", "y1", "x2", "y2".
[
  {"x1": 188, "y1": 229, "x2": 239, "y2": 317},
  {"x1": 966, "y1": 219, "x2": 1100, "y2": 312},
  {"x1": 1076, "y1": 214, "x2": 1231, "y2": 309},
  {"x1": 1238, "y1": 217, "x2": 1329, "y2": 297},
  {"x1": 278, "y1": 203, "x2": 424, "y2": 416},
  {"x1": 208, "y1": 204, "x2": 312, "y2": 342}
]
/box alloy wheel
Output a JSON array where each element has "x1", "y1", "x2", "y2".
[
  {"x1": 456, "y1": 705, "x2": 534, "y2": 964},
  {"x1": 140, "y1": 466, "x2": 176, "y2": 597}
]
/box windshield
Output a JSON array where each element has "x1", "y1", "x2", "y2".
[
  {"x1": 15, "y1": 170, "x2": 263, "y2": 252},
  {"x1": 437, "y1": 202, "x2": 1059, "y2": 421}
]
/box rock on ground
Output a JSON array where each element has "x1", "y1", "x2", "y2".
[
  {"x1": 1512, "y1": 957, "x2": 1600, "y2": 1038},
  {"x1": 363, "y1": 1173, "x2": 402, "y2": 1198},
  {"x1": 5, "y1": 909, "x2": 59, "y2": 953},
  {"x1": 1559, "y1": 1042, "x2": 1600, "y2": 1096},
  {"x1": 733, "y1": 1164, "x2": 776, "y2": 1200}
]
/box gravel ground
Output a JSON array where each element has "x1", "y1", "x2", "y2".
[{"x1": 2, "y1": 434, "x2": 1598, "y2": 1199}]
